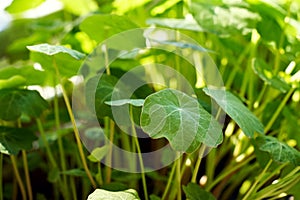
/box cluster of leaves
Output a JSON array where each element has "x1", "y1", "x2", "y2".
[{"x1": 0, "y1": 0, "x2": 300, "y2": 200}]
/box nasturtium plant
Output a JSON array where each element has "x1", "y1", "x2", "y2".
[
  {"x1": 183, "y1": 183, "x2": 216, "y2": 200},
  {"x1": 87, "y1": 188, "x2": 140, "y2": 200},
  {"x1": 141, "y1": 89, "x2": 223, "y2": 153}
]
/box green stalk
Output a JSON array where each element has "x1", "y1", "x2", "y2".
[
  {"x1": 36, "y1": 118, "x2": 57, "y2": 168},
  {"x1": 162, "y1": 162, "x2": 176, "y2": 200},
  {"x1": 130, "y1": 106, "x2": 148, "y2": 200},
  {"x1": 264, "y1": 88, "x2": 295, "y2": 133},
  {"x1": 17, "y1": 120, "x2": 32, "y2": 200},
  {"x1": 54, "y1": 90, "x2": 69, "y2": 199},
  {"x1": 52, "y1": 58, "x2": 96, "y2": 188},
  {"x1": 242, "y1": 159, "x2": 272, "y2": 200},
  {"x1": 176, "y1": 153, "x2": 182, "y2": 200},
  {"x1": 11, "y1": 155, "x2": 27, "y2": 200},
  {"x1": 191, "y1": 145, "x2": 206, "y2": 183},
  {"x1": 0, "y1": 153, "x2": 3, "y2": 200},
  {"x1": 207, "y1": 155, "x2": 255, "y2": 191},
  {"x1": 105, "y1": 118, "x2": 114, "y2": 184},
  {"x1": 21, "y1": 151, "x2": 32, "y2": 200},
  {"x1": 70, "y1": 177, "x2": 77, "y2": 200}
]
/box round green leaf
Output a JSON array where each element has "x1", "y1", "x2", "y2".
[
  {"x1": 183, "y1": 183, "x2": 216, "y2": 200},
  {"x1": 0, "y1": 126, "x2": 37, "y2": 155},
  {"x1": 140, "y1": 89, "x2": 223, "y2": 153},
  {"x1": 0, "y1": 89, "x2": 49, "y2": 121},
  {"x1": 5, "y1": 0, "x2": 45, "y2": 14},
  {"x1": 203, "y1": 87, "x2": 264, "y2": 137}
]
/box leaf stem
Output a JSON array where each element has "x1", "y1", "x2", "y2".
[
  {"x1": 242, "y1": 159, "x2": 272, "y2": 200},
  {"x1": 21, "y1": 151, "x2": 32, "y2": 200},
  {"x1": 191, "y1": 145, "x2": 206, "y2": 183},
  {"x1": 130, "y1": 106, "x2": 148, "y2": 200},
  {"x1": 105, "y1": 118, "x2": 114, "y2": 184},
  {"x1": 162, "y1": 162, "x2": 176, "y2": 200},
  {"x1": 264, "y1": 87, "x2": 294, "y2": 133},
  {"x1": 52, "y1": 57, "x2": 96, "y2": 188},
  {"x1": 176, "y1": 152, "x2": 182, "y2": 200},
  {"x1": 11, "y1": 155, "x2": 27, "y2": 200}
]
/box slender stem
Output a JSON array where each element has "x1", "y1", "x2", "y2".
[
  {"x1": 176, "y1": 153, "x2": 182, "y2": 200},
  {"x1": 36, "y1": 118, "x2": 57, "y2": 168},
  {"x1": 264, "y1": 88, "x2": 294, "y2": 133},
  {"x1": 130, "y1": 106, "x2": 148, "y2": 200},
  {"x1": 191, "y1": 145, "x2": 206, "y2": 183},
  {"x1": 21, "y1": 151, "x2": 32, "y2": 200},
  {"x1": 207, "y1": 155, "x2": 255, "y2": 191},
  {"x1": 105, "y1": 118, "x2": 114, "y2": 184},
  {"x1": 0, "y1": 153, "x2": 3, "y2": 200},
  {"x1": 52, "y1": 58, "x2": 96, "y2": 188},
  {"x1": 54, "y1": 91, "x2": 68, "y2": 189},
  {"x1": 242, "y1": 159, "x2": 272, "y2": 200},
  {"x1": 17, "y1": 120, "x2": 32, "y2": 200},
  {"x1": 11, "y1": 155, "x2": 27, "y2": 200},
  {"x1": 162, "y1": 162, "x2": 176, "y2": 200}
]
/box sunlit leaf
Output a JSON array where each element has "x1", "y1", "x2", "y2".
[
  {"x1": 146, "y1": 18, "x2": 203, "y2": 32},
  {"x1": 27, "y1": 44, "x2": 85, "y2": 77},
  {"x1": 141, "y1": 89, "x2": 223, "y2": 153},
  {"x1": 105, "y1": 99, "x2": 144, "y2": 107},
  {"x1": 0, "y1": 126, "x2": 37, "y2": 155},
  {"x1": 59, "y1": 0, "x2": 98, "y2": 15},
  {"x1": 27, "y1": 43, "x2": 85, "y2": 59},
  {"x1": 255, "y1": 135, "x2": 300, "y2": 166},
  {"x1": 252, "y1": 58, "x2": 290, "y2": 93},
  {"x1": 203, "y1": 88, "x2": 264, "y2": 137},
  {"x1": 0, "y1": 89, "x2": 49, "y2": 121},
  {"x1": 5, "y1": 0, "x2": 45, "y2": 14},
  {"x1": 183, "y1": 183, "x2": 216, "y2": 200},
  {"x1": 88, "y1": 146, "x2": 110, "y2": 162},
  {"x1": 0, "y1": 75, "x2": 26, "y2": 89},
  {"x1": 87, "y1": 188, "x2": 140, "y2": 200}
]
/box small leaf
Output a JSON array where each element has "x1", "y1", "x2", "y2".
[
  {"x1": 0, "y1": 75, "x2": 27, "y2": 89},
  {"x1": 48, "y1": 167, "x2": 60, "y2": 183},
  {"x1": 252, "y1": 58, "x2": 290, "y2": 93},
  {"x1": 183, "y1": 183, "x2": 216, "y2": 200},
  {"x1": 87, "y1": 188, "x2": 140, "y2": 200},
  {"x1": 0, "y1": 89, "x2": 49, "y2": 121},
  {"x1": 255, "y1": 135, "x2": 300, "y2": 166},
  {"x1": 105, "y1": 99, "x2": 144, "y2": 107},
  {"x1": 27, "y1": 43, "x2": 85, "y2": 60},
  {"x1": 88, "y1": 146, "x2": 109, "y2": 162},
  {"x1": 203, "y1": 88, "x2": 264, "y2": 137},
  {"x1": 0, "y1": 126, "x2": 37, "y2": 155},
  {"x1": 61, "y1": 169, "x2": 89, "y2": 177},
  {"x1": 141, "y1": 89, "x2": 223, "y2": 153}
]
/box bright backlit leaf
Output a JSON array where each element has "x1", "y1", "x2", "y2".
[
  {"x1": 88, "y1": 146, "x2": 110, "y2": 162},
  {"x1": 203, "y1": 88, "x2": 264, "y2": 137},
  {"x1": 141, "y1": 89, "x2": 223, "y2": 153},
  {"x1": 252, "y1": 58, "x2": 290, "y2": 93},
  {"x1": 146, "y1": 18, "x2": 203, "y2": 32},
  {"x1": 59, "y1": 0, "x2": 98, "y2": 15},
  {"x1": 0, "y1": 75, "x2": 26, "y2": 89},
  {"x1": 183, "y1": 183, "x2": 216, "y2": 200},
  {"x1": 255, "y1": 135, "x2": 300, "y2": 166},
  {"x1": 0, "y1": 89, "x2": 49, "y2": 121},
  {"x1": 87, "y1": 189, "x2": 140, "y2": 200},
  {"x1": 0, "y1": 126, "x2": 37, "y2": 155},
  {"x1": 80, "y1": 14, "x2": 138, "y2": 43},
  {"x1": 5, "y1": 0, "x2": 45, "y2": 14}
]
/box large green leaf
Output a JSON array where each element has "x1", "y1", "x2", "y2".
[
  {"x1": 140, "y1": 89, "x2": 223, "y2": 153},
  {"x1": 87, "y1": 189, "x2": 140, "y2": 200},
  {"x1": 0, "y1": 89, "x2": 49, "y2": 121},
  {"x1": 252, "y1": 58, "x2": 290, "y2": 93},
  {"x1": 0, "y1": 126, "x2": 37, "y2": 155},
  {"x1": 80, "y1": 14, "x2": 139, "y2": 43},
  {"x1": 5, "y1": 0, "x2": 45, "y2": 14},
  {"x1": 105, "y1": 99, "x2": 144, "y2": 107},
  {"x1": 203, "y1": 88, "x2": 264, "y2": 137},
  {"x1": 183, "y1": 183, "x2": 216, "y2": 200},
  {"x1": 255, "y1": 135, "x2": 300, "y2": 166},
  {"x1": 27, "y1": 44, "x2": 85, "y2": 78}
]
